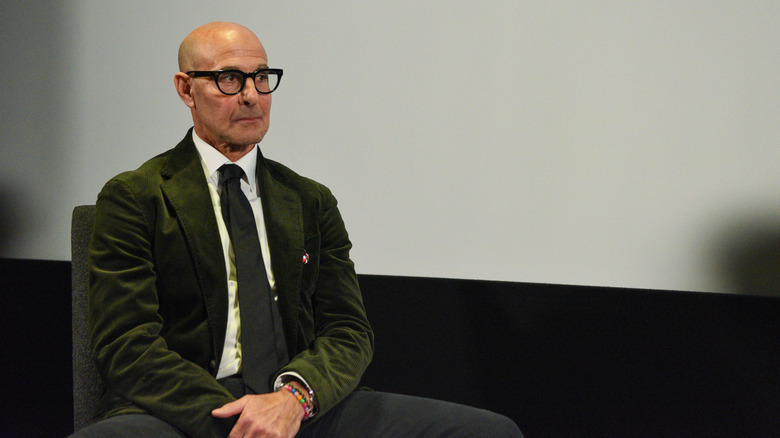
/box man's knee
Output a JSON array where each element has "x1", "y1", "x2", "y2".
[
  {"x1": 482, "y1": 411, "x2": 523, "y2": 437},
  {"x1": 452, "y1": 409, "x2": 523, "y2": 438},
  {"x1": 69, "y1": 414, "x2": 187, "y2": 438}
]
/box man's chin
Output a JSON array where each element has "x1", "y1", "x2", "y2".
[{"x1": 226, "y1": 131, "x2": 266, "y2": 149}]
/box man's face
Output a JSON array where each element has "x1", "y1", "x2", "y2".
[{"x1": 187, "y1": 29, "x2": 272, "y2": 150}]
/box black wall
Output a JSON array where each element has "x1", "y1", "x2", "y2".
[
  {"x1": 1, "y1": 259, "x2": 72, "y2": 437},
  {"x1": 2, "y1": 258, "x2": 778, "y2": 437},
  {"x1": 359, "y1": 276, "x2": 780, "y2": 437}
]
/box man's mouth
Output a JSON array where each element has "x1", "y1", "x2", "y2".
[{"x1": 235, "y1": 116, "x2": 262, "y2": 123}]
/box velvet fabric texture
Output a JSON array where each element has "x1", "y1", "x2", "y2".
[{"x1": 88, "y1": 130, "x2": 374, "y2": 437}]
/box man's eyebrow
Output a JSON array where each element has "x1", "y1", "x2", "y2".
[{"x1": 218, "y1": 64, "x2": 269, "y2": 71}]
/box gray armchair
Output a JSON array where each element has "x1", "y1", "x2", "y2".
[{"x1": 71, "y1": 205, "x2": 102, "y2": 432}]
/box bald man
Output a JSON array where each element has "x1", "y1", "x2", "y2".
[{"x1": 72, "y1": 22, "x2": 522, "y2": 438}]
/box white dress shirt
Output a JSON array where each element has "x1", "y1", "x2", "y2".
[
  {"x1": 192, "y1": 132, "x2": 276, "y2": 379},
  {"x1": 192, "y1": 132, "x2": 317, "y2": 413},
  {"x1": 191, "y1": 132, "x2": 313, "y2": 405}
]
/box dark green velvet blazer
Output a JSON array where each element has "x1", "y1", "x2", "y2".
[{"x1": 88, "y1": 130, "x2": 374, "y2": 437}]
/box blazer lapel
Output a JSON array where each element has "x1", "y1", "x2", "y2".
[
  {"x1": 159, "y1": 134, "x2": 229, "y2": 366},
  {"x1": 256, "y1": 151, "x2": 303, "y2": 355}
]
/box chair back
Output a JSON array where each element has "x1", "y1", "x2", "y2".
[{"x1": 71, "y1": 205, "x2": 102, "y2": 432}]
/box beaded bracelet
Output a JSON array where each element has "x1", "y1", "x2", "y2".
[{"x1": 280, "y1": 383, "x2": 314, "y2": 420}]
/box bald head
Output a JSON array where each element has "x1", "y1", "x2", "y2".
[
  {"x1": 178, "y1": 22, "x2": 263, "y2": 72},
  {"x1": 173, "y1": 22, "x2": 273, "y2": 159}
]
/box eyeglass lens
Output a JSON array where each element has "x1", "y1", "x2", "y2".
[{"x1": 216, "y1": 71, "x2": 280, "y2": 94}]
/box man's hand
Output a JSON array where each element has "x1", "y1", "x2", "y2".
[{"x1": 212, "y1": 390, "x2": 304, "y2": 438}]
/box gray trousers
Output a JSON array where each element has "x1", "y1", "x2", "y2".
[{"x1": 71, "y1": 388, "x2": 522, "y2": 438}]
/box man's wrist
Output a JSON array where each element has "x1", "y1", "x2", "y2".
[
  {"x1": 278, "y1": 382, "x2": 314, "y2": 420},
  {"x1": 275, "y1": 373, "x2": 318, "y2": 419}
]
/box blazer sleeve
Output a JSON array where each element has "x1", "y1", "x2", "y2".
[
  {"x1": 89, "y1": 177, "x2": 235, "y2": 438},
  {"x1": 276, "y1": 183, "x2": 375, "y2": 416}
]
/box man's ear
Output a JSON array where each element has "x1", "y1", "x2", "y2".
[{"x1": 174, "y1": 72, "x2": 195, "y2": 108}]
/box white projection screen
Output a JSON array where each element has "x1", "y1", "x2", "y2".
[{"x1": 2, "y1": 1, "x2": 780, "y2": 294}]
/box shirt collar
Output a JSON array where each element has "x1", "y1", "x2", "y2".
[{"x1": 192, "y1": 130, "x2": 259, "y2": 192}]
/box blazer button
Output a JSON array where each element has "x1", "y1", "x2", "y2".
[{"x1": 208, "y1": 359, "x2": 216, "y2": 373}]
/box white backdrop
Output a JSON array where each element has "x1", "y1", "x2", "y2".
[{"x1": 3, "y1": 1, "x2": 780, "y2": 293}]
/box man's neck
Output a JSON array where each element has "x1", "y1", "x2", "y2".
[
  {"x1": 192, "y1": 126, "x2": 257, "y2": 162},
  {"x1": 213, "y1": 143, "x2": 255, "y2": 162}
]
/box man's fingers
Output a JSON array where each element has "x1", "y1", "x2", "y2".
[
  {"x1": 224, "y1": 392, "x2": 303, "y2": 438},
  {"x1": 212, "y1": 396, "x2": 249, "y2": 418}
]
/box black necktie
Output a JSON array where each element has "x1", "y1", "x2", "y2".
[{"x1": 218, "y1": 163, "x2": 288, "y2": 393}]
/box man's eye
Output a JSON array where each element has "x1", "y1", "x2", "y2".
[
  {"x1": 219, "y1": 72, "x2": 240, "y2": 83},
  {"x1": 256, "y1": 73, "x2": 269, "y2": 83}
]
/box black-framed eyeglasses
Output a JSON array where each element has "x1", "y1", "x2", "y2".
[{"x1": 186, "y1": 68, "x2": 283, "y2": 95}]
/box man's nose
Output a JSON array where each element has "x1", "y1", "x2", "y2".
[{"x1": 239, "y1": 77, "x2": 258, "y2": 103}]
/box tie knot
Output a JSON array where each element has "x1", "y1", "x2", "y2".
[{"x1": 218, "y1": 163, "x2": 245, "y2": 185}]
